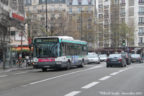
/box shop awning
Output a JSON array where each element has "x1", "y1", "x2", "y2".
[{"x1": 11, "y1": 46, "x2": 33, "y2": 51}]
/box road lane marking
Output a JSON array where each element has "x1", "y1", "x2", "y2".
[
  {"x1": 82, "y1": 82, "x2": 99, "y2": 89},
  {"x1": 15, "y1": 72, "x2": 28, "y2": 75},
  {"x1": 118, "y1": 69, "x2": 127, "y2": 73},
  {"x1": 64, "y1": 91, "x2": 81, "y2": 96},
  {"x1": 0, "y1": 75, "x2": 8, "y2": 77},
  {"x1": 110, "y1": 72, "x2": 120, "y2": 76},
  {"x1": 99, "y1": 76, "x2": 111, "y2": 81},
  {"x1": 22, "y1": 65, "x2": 104, "y2": 86}
]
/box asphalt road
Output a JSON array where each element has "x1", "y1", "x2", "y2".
[{"x1": 0, "y1": 62, "x2": 143, "y2": 96}]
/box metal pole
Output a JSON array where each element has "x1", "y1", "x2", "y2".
[
  {"x1": 80, "y1": 10, "x2": 83, "y2": 40},
  {"x1": 2, "y1": 26, "x2": 6, "y2": 69},
  {"x1": 45, "y1": 0, "x2": 48, "y2": 35},
  {"x1": 20, "y1": 31, "x2": 23, "y2": 67},
  {"x1": 8, "y1": 26, "x2": 12, "y2": 68}
]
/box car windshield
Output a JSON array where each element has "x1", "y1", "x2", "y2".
[
  {"x1": 109, "y1": 54, "x2": 121, "y2": 58},
  {"x1": 99, "y1": 54, "x2": 107, "y2": 57},
  {"x1": 131, "y1": 54, "x2": 140, "y2": 58},
  {"x1": 34, "y1": 43, "x2": 59, "y2": 58},
  {"x1": 88, "y1": 52, "x2": 96, "y2": 55},
  {"x1": 87, "y1": 54, "x2": 98, "y2": 58}
]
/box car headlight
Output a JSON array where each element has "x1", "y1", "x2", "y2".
[{"x1": 33, "y1": 58, "x2": 38, "y2": 62}]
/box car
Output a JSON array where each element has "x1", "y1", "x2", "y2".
[
  {"x1": 121, "y1": 52, "x2": 131, "y2": 65},
  {"x1": 87, "y1": 53, "x2": 100, "y2": 64},
  {"x1": 106, "y1": 54, "x2": 127, "y2": 67},
  {"x1": 99, "y1": 54, "x2": 108, "y2": 62},
  {"x1": 131, "y1": 54, "x2": 143, "y2": 63},
  {"x1": 88, "y1": 52, "x2": 97, "y2": 56}
]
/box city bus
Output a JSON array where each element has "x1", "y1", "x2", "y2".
[{"x1": 32, "y1": 36, "x2": 88, "y2": 71}]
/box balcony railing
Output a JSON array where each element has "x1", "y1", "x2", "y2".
[
  {"x1": 138, "y1": 22, "x2": 144, "y2": 25},
  {"x1": 138, "y1": 32, "x2": 144, "y2": 36},
  {"x1": 138, "y1": 42, "x2": 144, "y2": 46},
  {"x1": 120, "y1": 3, "x2": 126, "y2": 6},
  {"x1": 139, "y1": 2, "x2": 144, "y2": 4},
  {"x1": 138, "y1": 12, "x2": 144, "y2": 15}
]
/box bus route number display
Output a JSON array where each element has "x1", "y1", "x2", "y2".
[{"x1": 35, "y1": 38, "x2": 58, "y2": 43}]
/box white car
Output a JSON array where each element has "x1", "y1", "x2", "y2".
[
  {"x1": 99, "y1": 54, "x2": 108, "y2": 62},
  {"x1": 87, "y1": 54, "x2": 100, "y2": 64}
]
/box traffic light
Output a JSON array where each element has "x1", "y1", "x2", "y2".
[{"x1": 122, "y1": 39, "x2": 126, "y2": 46}]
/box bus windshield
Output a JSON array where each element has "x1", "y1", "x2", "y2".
[{"x1": 34, "y1": 43, "x2": 59, "y2": 58}]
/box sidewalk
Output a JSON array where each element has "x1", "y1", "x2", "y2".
[{"x1": 0, "y1": 62, "x2": 33, "y2": 73}]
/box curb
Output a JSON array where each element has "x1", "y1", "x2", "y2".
[{"x1": 0, "y1": 67, "x2": 33, "y2": 73}]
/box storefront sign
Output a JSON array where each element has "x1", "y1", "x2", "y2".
[{"x1": 10, "y1": 12, "x2": 25, "y2": 21}]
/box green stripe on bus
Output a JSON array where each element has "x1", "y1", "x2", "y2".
[{"x1": 61, "y1": 40, "x2": 87, "y2": 45}]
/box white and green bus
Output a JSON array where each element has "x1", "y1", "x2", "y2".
[{"x1": 33, "y1": 36, "x2": 88, "y2": 71}]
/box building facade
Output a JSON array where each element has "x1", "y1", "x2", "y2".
[
  {"x1": 24, "y1": 0, "x2": 67, "y2": 38},
  {"x1": 24, "y1": 0, "x2": 96, "y2": 49},
  {"x1": 96, "y1": 0, "x2": 139, "y2": 48},
  {"x1": 0, "y1": 0, "x2": 25, "y2": 68}
]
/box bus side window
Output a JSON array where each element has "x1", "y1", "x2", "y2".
[
  {"x1": 82, "y1": 46, "x2": 87, "y2": 55},
  {"x1": 61, "y1": 43, "x2": 66, "y2": 56}
]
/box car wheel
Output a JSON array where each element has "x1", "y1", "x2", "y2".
[
  {"x1": 66, "y1": 62, "x2": 71, "y2": 70},
  {"x1": 107, "y1": 65, "x2": 110, "y2": 67},
  {"x1": 78, "y1": 61, "x2": 84, "y2": 68},
  {"x1": 121, "y1": 63, "x2": 124, "y2": 67},
  {"x1": 42, "y1": 68, "x2": 47, "y2": 72}
]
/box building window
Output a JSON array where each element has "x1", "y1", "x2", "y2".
[
  {"x1": 121, "y1": 8, "x2": 125, "y2": 15},
  {"x1": 121, "y1": 0, "x2": 125, "y2": 4},
  {"x1": 114, "y1": 0, "x2": 119, "y2": 4},
  {"x1": 139, "y1": 17, "x2": 144, "y2": 24},
  {"x1": 39, "y1": 0, "x2": 46, "y2": 4},
  {"x1": 69, "y1": 8, "x2": 72, "y2": 14},
  {"x1": 24, "y1": 0, "x2": 31, "y2": 6},
  {"x1": 1, "y1": 0, "x2": 8, "y2": 5},
  {"x1": 88, "y1": 7, "x2": 91, "y2": 12},
  {"x1": 78, "y1": 8, "x2": 82, "y2": 13},
  {"x1": 139, "y1": 7, "x2": 144, "y2": 14},
  {"x1": 139, "y1": 0, "x2": 144, "y2": 3},
  {"x1": 69, "y1": 0, "x2": 73, "y2": 5},
  {"x1": 139, "y1": 27, "x2": 144, "y2": 33},
  {"x1": 139, "y1": 37, "x2": 143, "y2": 43},
  {"x1": 88, "y1": 0, "x2": 92, "y2": 5},
  {"x1": 78, "y1": 0, "x2": 81, "y2": 5}
]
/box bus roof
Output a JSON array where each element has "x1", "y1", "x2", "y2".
[{"x1": 33, "y1": 36, "x2": 87, "y2": 45}]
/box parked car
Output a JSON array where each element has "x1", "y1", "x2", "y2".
[
  {"x1": 106, "y1": 54, "x2": 127, "y2": 67},
  {"x1": 87, "y1": 53, "x2": 100, "y2": 64},
  {"x1": 121, "y1": 52, "x2": 131, "y2": 65},
  {"x1": 99, "y1": 54, "x2": 108, "y2": 62},
  {"x1": 88, "y1": 52, "x2": 97, "y2": 56},
  {"x1": 131, "y1": 54, "x2": 143, "y2": 63}
]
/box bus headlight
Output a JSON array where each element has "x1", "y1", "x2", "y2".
[{"x1": 33, "y1": 58, "x2": 38, "y2": 62}]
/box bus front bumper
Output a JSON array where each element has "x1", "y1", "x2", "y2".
[{"x1": 33, "y1": 61, "x2": 67, "y2": 69}]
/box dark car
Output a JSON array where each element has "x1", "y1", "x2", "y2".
[
  {"x1": 121, "y1": 52, "x2": 131, "y2": 65},
  {"x1": 131, "y1": 54, "x2": 143, "y2": 63},
  {"x1": 106, "y1": 54, "x2": 127, "y2": 67}
]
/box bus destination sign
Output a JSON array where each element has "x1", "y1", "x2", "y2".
[{"x1": 35, "y1": 38, "x2": 58, "y2": 43}]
